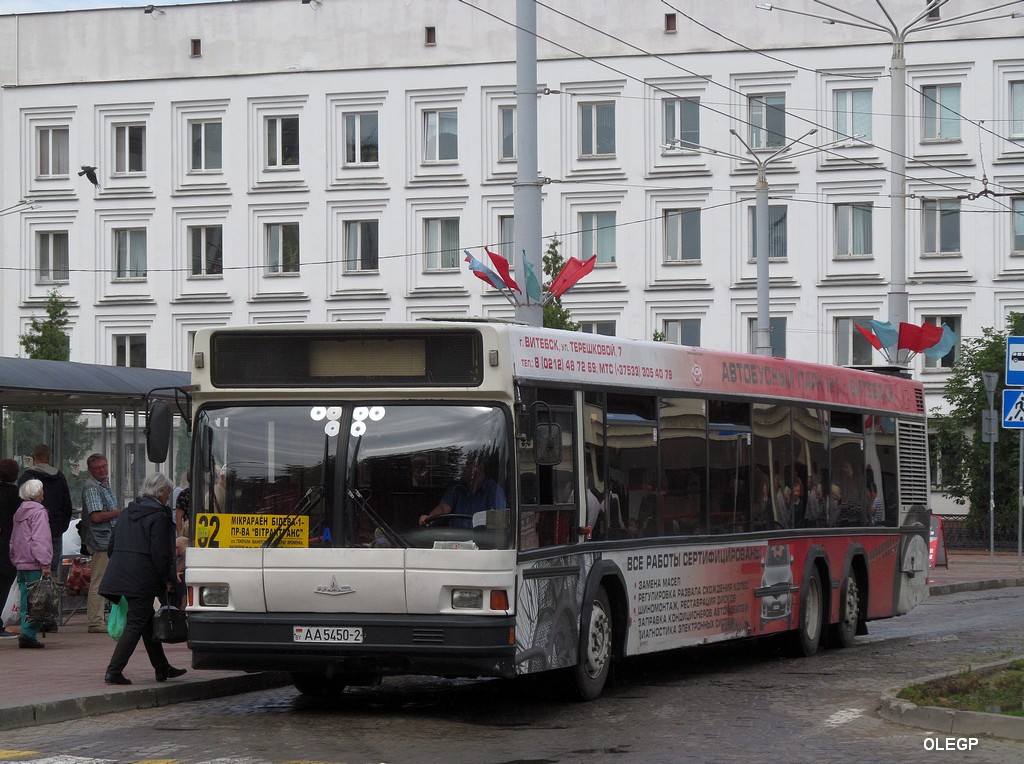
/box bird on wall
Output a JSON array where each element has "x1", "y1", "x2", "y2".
[{"x1": 78, "y1": 165, "x2": 99, "y2": 186}]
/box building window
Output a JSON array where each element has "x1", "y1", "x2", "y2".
[
  {"x1": 266, "y1": 222, "x2": 300, "y2": 274},
  {"x1": 748, "y1": 317, "x2": 787, "y2": 358},
  {"x1": 923, "y1": 315, "x2": 960, "y2": 369},
  {"x1": 499, "y1": 105, "x2": 517, "y2": 160},
  {"x1": 663, "y1": 97, "x2": 700, "y2": 149},
  {"x1": 423, "y1": 109, "x2": 458, "y2": 162},
  {"x1": 344, "y1": 112, "x2": 379, "y2": 165},
  {"x1": 189, "y1": 225, "x2": 223, "y2": 276},
  {"x1": 37, "y1": 126, "x2": 70, "y2": 177},
  {"x1": 748, "y1": 94, "x2": 785, "y2": 149},
  {"x1": 114, "y1": 124, "x2": 146, "y2": 173},
  {"x1": 344, "y1": 220, "x2": 379, "y2": 272},
  {"x1": 1012, "y1": 81, "x2": 1024, "y2": 138},
  {"x1": 114, "y1": 335, "x2": 147, "y2": 368},
  {"x1": 835, "y1": 317, "x2": 875, "y2": 366},
  {"x1": 922, "y1": 84, "x2": 961, "y2": 141},
  {"x1": 424, "y1": 217, "x2": 459, "y2": 271},
  {"x1": 749, "y1": 205, "x2": 787, "y2": 261},
  {"x1": 922, "y1": 199, "x2": 960, "y2": 255},
  {"x1": 664, "y1": 208, "x2": 701, "y2": 262},
  {"x1": 834, "y1": 202, "x2": 873, "y2": 257},
  {"x1": 266, "y1": 116, "x2": 300, "y2": 168},
  {"x1": 190, "y1": 120, "x2": 222, "y2": 172},
  {"x1": 664, "y1": 318, "x2": 700, "y2": 346},
  {"x1": 37, "y1": 231, "x2": 69, "y2": 283},
  {"x1": 581, "y1": 321, "x2": 616, "y2": 336},
  {"x1": 1014, "y1": 198, "x2": 1024, "y2": 252},
  {"x1": 580, "y1": 211, "x2": 616, "y2": 264},
  {"x1": 114, "y1": 228, "x2": 147, "y2": 279},
  {"x1": 496, "y1": 214, "x2": 515, "y2": 263},
  {"x1": 834, "y1": 89, "x2": 872, "y2": 141},
  {"x1": 579, "y1": 102, "x2": 615, "y2": 157}
]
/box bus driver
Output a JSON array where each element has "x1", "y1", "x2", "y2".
[{"x1": 419, "y1": 453, "x2": 507, "y2": 529}]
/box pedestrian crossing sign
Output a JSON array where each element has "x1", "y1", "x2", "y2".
[{"x1": 1003, "y1": 389, "x2": 1024, "y2": 428}]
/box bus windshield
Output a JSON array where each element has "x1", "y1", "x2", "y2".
[{"x1": 192, "y1": 402, "x2": 514, "y2": 550}]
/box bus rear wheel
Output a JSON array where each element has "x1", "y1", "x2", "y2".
[
  {"x1": 830, "y1": 574, "x2": 860, "y2": 649},
  {"x1": 791, "y1": 567, "x2": 823, "y2": 657},
  {"x1": 572, "y1": 586, "x2": 612, "y2": 701}
]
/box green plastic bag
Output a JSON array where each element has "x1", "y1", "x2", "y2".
[{"x1": 107, "y1": 596, "x2": 128, "y2": 640}]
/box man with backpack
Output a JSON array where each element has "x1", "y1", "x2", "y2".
[{"x1": 17, "y1": 445, "x2": 73, "y2": 601}]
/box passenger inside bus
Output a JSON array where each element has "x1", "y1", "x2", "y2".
[{"x1": 419, "y1": 453, "x2": 507, "y2": 528}]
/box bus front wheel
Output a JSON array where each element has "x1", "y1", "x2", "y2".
[{"x1": 572, "y1": 586, "x2": 613, "y2": 702}]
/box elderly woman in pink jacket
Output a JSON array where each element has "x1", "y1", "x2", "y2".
[{"x1": 9, "y1": 479, "x2": 52, "y2": 649}]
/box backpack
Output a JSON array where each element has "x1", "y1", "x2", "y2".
[{"x1": 77, "y1": 512, "x2": 91, "y2": 556}]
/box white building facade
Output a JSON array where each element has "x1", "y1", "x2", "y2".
[{"x1": 1, "y1": 0, "x2": 1023, "y2": 507}]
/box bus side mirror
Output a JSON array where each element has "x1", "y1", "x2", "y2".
[
  {"x1": 533, "y1": 423, "x2": 562, "y2": 466},
  {"x1": 146, "y1": 400, "x2": 172, "y2": 464}
]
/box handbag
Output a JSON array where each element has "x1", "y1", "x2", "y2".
[
  {"x1": 64, "y1": 557, "x2": 92, "y2": 595},
  {"x1": 152, "y1": 597, "x2": 188, "y2": 643},
  {"x1": 26, "y1": 576, "x2": 60, "y2": 628},
  {"x1": 108, "y1": 596, "x2": 128, "y2": 640}
]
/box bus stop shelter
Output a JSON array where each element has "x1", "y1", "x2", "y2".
[{"x1": 0, "y1": 356, "x2": 191, "y2": 508}]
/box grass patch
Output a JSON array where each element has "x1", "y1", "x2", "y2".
[{"x1": 898, "y1": 660, "x2": 1024, "y2": 717}]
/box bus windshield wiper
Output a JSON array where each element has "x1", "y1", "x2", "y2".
[
  {"x1": 348, "y1": 488, "x2": 406, "y2": 548},
  {"x1": 263, "y1": 484, "x2": 324, "y2": 548}
]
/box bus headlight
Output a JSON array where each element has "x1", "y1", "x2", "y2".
[
  {"x1": 199, "y1": 584, "x2": 230, "y2": 607},
  {"x1": 451, "y1": 589, "x2": 484, "y2": 609}
]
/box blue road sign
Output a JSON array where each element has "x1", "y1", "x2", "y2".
[
  {"x1": 1007, "y1": 336, "x2": 1024, "y2": 387},
  {"x1": 1003, "y1": 389, "x2": 1024, "y2": 428}
]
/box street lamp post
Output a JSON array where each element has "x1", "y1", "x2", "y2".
[
  {"x1": 983, "y1": 371, "x2": 999, "y2": 562},
  {"x1": 757, "y1": 0, "x2": 1024, "y2": 365}
]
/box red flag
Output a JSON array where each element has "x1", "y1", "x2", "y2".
[
  {"x1": 919, "y1": 322, "x2": 943, "y2": 351},
  {"x1": 549, "y1": 256, "x2": 597, "y2": 298},
  {"x1": 485, "y1": 248, "x2": 521, "y2": 293},
  {"x1": 897, "y1": 322, "x2": 927, "y2": 352},
  {"x1": 855, "y1": 324, "x2": 882, "y2": 351}
]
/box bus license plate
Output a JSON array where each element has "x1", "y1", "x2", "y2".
[{"x1": 293, "y1": 626, "x2": 363, "y2": 643}]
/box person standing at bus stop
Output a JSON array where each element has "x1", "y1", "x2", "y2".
[
  {"x1": 17, "y1": 444, "x2": 73, "y2": 600},
  {"x1": 9, "y1": 479, "x2": 52, "y2": 648},
  {"x1": 82, "y1": 453, "x2": 121, "y2": 633}
]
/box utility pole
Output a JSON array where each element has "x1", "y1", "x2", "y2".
[
  {"x1": 757, "y1": 0, "x2": 1024, "y2": 365},
  {"x1": 514, "y1": 0, "x2": 543, "y2": 327},
  {"x1": 983, "y1": 371, "x2": 999, "y2": 562}
]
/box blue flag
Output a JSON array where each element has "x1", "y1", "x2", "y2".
[
  {"x1": 869, "y1": 320, "x2": 899, "y2": 349},
  {"x1": 522, "y1": 252, "x2": 542, "y2": 303},
  {"x1": 464, "y1": 250, "x2": 506, "y2": 290},
  {"x1": 922, "y1": 324, "x2": 957, "y2": 360}
]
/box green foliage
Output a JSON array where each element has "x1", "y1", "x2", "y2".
[
  {"x1": 652, "y1": 331, "x2": 667, "y2": 342},
  {"x1": 19, "y1": 289, "x2": 71, "y2": 361},
  {"x1": 541, "y1": 236, "x2": 580, "y2": 332},
  {"x1": 932, "y1": 312, "x2": 1024, "y2": 524}
]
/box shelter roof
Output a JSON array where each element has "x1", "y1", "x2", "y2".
[{"x1": 0, "y1": 356, "x2": 190, "y2": 409}]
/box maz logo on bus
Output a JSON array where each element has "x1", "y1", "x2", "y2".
[{"x1": 315, "y1": 576, "x2": 355, "y2": 596}]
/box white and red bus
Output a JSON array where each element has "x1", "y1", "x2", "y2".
[{"x1": 153, "y1": 321, "x2": 930, "y2": 700}]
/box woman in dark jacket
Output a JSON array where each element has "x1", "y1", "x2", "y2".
[{"x1": 99, "y1": 472, "x2": 186, "y2": 685}]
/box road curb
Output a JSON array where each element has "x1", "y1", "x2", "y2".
[
  {"x1": 0, "y1": 672, "x2": 291, "y2": 731},
  {"x1": 878, "y1": 657, "x2": 1024, "y2": 741},
  {"x1": 929, "y1": 577, "x2": 1024, "y2": 596}
]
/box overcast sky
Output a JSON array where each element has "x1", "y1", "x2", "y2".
[{"x1": 0, "y1": 0, "x2": 220, "y2": 13}]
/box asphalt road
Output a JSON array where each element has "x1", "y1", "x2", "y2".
[{"x1": 3, "y1": 586, "x2": 1023, "y2": 764}]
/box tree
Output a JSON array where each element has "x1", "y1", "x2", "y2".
[
  {"x1": 19, "y1": 289, "x2": 71, "y2": 361},
  {"x1": 541, "y1": 236, "x2": 580, "y2": 331},
  {"x1": 932, "y1": 312, "x2": 1024, "y2": 529}
]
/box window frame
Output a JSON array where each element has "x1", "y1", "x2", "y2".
[
  {"x1": 747, "y1": 316, "x2": 787, "y2": 358},
  {"x1": 833, "y1": 88, "x2": 872, "y2": 142},
  {"x1": 113, "y1": 227, "x2": 148, "y2": 280},
  {"x1": 663, "y1": 97, "x2": 700, "y2": 150},
  {"x1": 113, "y1": 334, "x2": 147, "y2": 368},
  {"x1": 266, "y1": 222, "x2": 300, "y2": 274},
  {"x1": 114, "y1": 123, "x2": 146, "y2": 174},
  {"x1": 1012, "y1": 81, "x2": 1024, "y2": 139},
  {"x1": 499, "y1": 105, "x2": 517, "y2": 161},
  {"x1": 748, "y1": 204, "x2": 788, "y2": 261},
  {"x1": 664, "y1": 318, "x2": 700, "y2": 346},
  {"x1": 922, "y1": 199, "x2": 961, "y2": 255},
  {"x1": 922, "y1": 84, "x2": 961, "y2": 142},
  {"x1": 265, "y1": 115, "x2": 300, "y2": 169},
  {"x1": 834, "y1": 202, "x2": 873, "y2": 258},
  {"x1": 580, "y1": 210, "x2": 617, "y2": 264},
  {"x1": 922, "y1": 315, "x2": 961, "y2": 370},
  {"x1": 1013, "y1": 197, "x2": 1024, "y2": 253},
  {"x1": 343, "y1": 111, "x2": 379, "y2": 166},
  {"x1": 663, "y1": 208, "x2": 701, "y2": 263},
  {"x1": 189, "y1": 224, "x2": 223, "y2": 277},
  {"x1": 36, "y1": 230, "x2": 70, "y2": 284},
  {"x1": 37, "y1": 126, "x2": 70, "y2": 178},
  {"x1": 834, "y1": 316, "x2": 875, "y2": 366},
  {"x1": 343, "y1": 219, "x2": 380, "y2": 273},
  {"x1": 748, "y1": 93, "x2": 786, "y2": 150},
  {"x1": 423, "y1": 217, "x2": 460, "y2": 272},
  {"x1": 189, "y1": 119, "x2": 223, "y2": 172},
  {"x1": 422, "y1": 108, "x2": 459, "y2": 163},
  {"x1": 579, "y1": 101, "x2": 616, "y2": 158}
]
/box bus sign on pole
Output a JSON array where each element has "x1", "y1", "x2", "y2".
[{"x1": 1007, "y1": 336, "x2": 1024, "y2": 387}]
